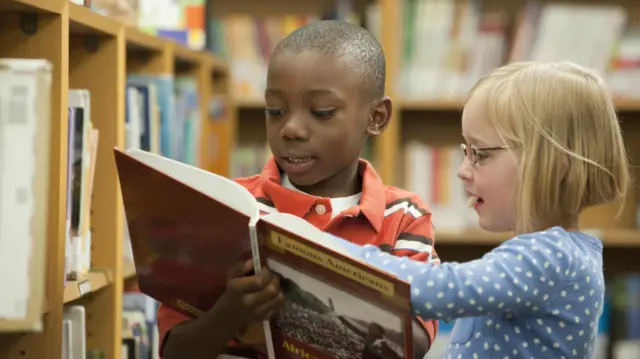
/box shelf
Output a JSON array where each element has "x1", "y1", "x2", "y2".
[
  {"x1": 63, "y1": 270, "x2": 113, "y2": 304},
  {"x1": 399, "y1": 99, "x2": 465, "y2": 111},
  {"x1": 397, "y1": 98, "x2": 640, "y2": 112},
  {"x1": 124, "y1": 26, "x2": 167, "y2": 54},
  {"x1": 173, "y1": 43, "x2": 202, "y2": 69},
  {"x1": 436, "y1": 229, "x2": 640, "y2": 247},
  {"x1": 122, "y1": 261, "x2": 136, "y2": 281},
  {"x1": 69, "y1": 2, "x2": 122, "y2": 36},
  {"x1": 236, "y1": 97, "x2": 265, "y2": 109},
  {"x1": 0, "y1": 0, "x2": 63, "y2": 13}
]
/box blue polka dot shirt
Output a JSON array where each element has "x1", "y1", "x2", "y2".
[{"x1": 331, "y1": 227, "x2": 605, "y2": 359}]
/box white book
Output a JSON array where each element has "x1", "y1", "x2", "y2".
[{"x1": 0, "y1": 58, "x2": 52, "y2": 331}]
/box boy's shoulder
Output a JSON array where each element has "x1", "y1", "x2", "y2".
[{"x1": 380, "y1": 183, "x2": 432, "y2": 216}]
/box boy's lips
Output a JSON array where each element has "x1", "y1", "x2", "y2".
[{"x1": 278, "y1": 155, "x2": 317, "y2": 174}]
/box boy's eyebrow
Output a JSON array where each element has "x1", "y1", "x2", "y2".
[{"x1": 265, "y1": 88, "x2": 338, "y2": 97}]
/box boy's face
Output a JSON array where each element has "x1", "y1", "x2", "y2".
[
  {"x1": 265, "y1": 50, "x2": 390, "y2": 196},
  {"x1": 457, "y1": 94, "x2": 519, "y2": 233}
]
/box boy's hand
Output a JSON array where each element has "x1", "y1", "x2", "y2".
[{"x1": 214, "y1": 259, "x2": 285, "y2": 326}]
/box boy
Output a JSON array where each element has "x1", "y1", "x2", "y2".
[{"x1": 160, "y1": 20, "x2": 440, "y2": 359}]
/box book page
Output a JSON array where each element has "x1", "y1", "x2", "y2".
[
  {"x1": 268, "y1": 258, "x2": 407, "y2": 359},
  {"x1": 124, "y1": 148, "x2": 259, "y2": 218}
]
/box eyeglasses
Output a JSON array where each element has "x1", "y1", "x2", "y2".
[{"x1": 460, "y1": 143, "x2": 509, "y2": 165}]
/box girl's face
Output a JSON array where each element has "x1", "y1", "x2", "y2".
[{"x1": 457, "y1": 95, "x2": 520, "y2": 233}]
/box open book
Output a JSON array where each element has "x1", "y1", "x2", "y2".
[{"x1": 114, "y1": 148, "x2": 419, "y2": 359}]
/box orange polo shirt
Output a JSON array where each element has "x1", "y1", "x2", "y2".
[{"x1": 157, "y1": 157, "x2": 440, "y2": 358}]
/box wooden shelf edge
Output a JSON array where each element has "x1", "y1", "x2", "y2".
[
  {"x1": 63, "y1": 269, "x2": 114, "y2": 304},
  {"x1": 122, "y1": 261, "x2": 136, "y2": 280},
  {"x1": 1, "y1": 0, "x2": 63, "y2": 13},
  {"x1": 69, "y1": 2, "x2": 123, "y2": 36},
  {"x1": 436, "y1": 229, "x2": 640, "y2": 247}
]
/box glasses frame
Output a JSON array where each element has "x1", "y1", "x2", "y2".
[{"x1": 460, "y1": 143, "x2": 509, "y2": 165}]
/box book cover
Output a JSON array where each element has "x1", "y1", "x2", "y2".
[{"x1": 114, "y1": 148, "x2": 417, "y2": 358}]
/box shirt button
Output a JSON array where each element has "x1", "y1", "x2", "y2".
[{"x1": 315, "y1": 204, "x2": 326, "y2": 215}]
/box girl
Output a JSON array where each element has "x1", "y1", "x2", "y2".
[{"x1": 332, "y1": 61, "x2": 630, "y2": 359}]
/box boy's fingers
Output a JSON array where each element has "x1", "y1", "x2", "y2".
[
  {"x1": 228, "y1": 259, "x2": 255, "y2": 279},
  {"x1": 253, "y1": 293, "x2": 286, "y2": 319},
  {"x1": 241, "y1": 276, "x2": 281, "y2": 307},
  {"x1": 229, "y1": 268, "x2": 274, "y2": 294}
]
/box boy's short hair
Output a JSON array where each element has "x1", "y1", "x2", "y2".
[
  {"x1": 272, "y1": 20, "x2": 386, "y2": 101},
  {"x1": 467, "y1": 61, "x2": 630, "y2": 233}
]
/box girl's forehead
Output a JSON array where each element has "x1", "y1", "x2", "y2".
[{"x1": 462, "y1": 98, "x2": 499, "y2": 145}]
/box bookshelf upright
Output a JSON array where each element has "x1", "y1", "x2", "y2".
[{"x1": 0, "y1": 1, "x2": 232, "y2": 358}]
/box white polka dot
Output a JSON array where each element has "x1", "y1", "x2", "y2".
[
  {"x1": 427, "y1": 280, "x2": 434, "y2": 287},
  {"x1": 407, "y1": 275, "x2": 414, "y2": 283}
]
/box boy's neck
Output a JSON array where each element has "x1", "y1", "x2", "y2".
[{"x1": 284, "y1": 161, "x2": 362, "y2": 198}]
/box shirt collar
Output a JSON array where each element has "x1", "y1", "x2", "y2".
[{"x1": 259, "y1": 157, "x2": 386, "y2": 232}]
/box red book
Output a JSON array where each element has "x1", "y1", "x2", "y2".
[{"x1": 114, "y1": 148, "x2": 419, "y2": 359}]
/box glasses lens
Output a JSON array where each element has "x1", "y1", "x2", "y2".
[{"x1": 460, "y1": 144, "x2": 475, "y2": 164}]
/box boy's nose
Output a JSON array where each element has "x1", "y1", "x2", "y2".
[{"x1": 281, "y1": 116, "x2": 310, "y2": 141}]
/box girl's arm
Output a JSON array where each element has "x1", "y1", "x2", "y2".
[{"x1": 331, "y1": 229, "x2": 578, "y2": 321}]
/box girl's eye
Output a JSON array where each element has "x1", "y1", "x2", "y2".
[
  {"x1": 475, "y1": 151, "x2": 489, "y2": 162},
  {"x1": 265, "y1": 109, "x2": 284, "y2": 116},
  {"x1": 311, "y1": 109, "x2": 336, "y2": 118}
]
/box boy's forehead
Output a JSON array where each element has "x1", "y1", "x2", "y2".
[{"x1": 267, "y1": 51, "x2": 366, "y2": 93}]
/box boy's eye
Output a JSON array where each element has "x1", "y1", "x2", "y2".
[
  {"x1": 311, "y1": 109, "x2": 336, "y2": 118},
  {"x1": 265, "y1": 109, "x2": 285, "y2": 117}
]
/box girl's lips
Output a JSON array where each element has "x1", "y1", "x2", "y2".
[{"x1": 467, "y1": 195, "x2": 484, "y2": 208}]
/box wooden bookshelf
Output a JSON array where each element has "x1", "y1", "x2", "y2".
[
  {"x1": 0, "y1": 1, "x2": 231, "y2": 359},
  {"x1": 220, "y1": 0, "x2": 639, "y2": 251}
]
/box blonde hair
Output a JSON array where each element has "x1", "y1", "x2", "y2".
[{"x1": 467, "y1": 61, "x2": 630, "y2": 234}]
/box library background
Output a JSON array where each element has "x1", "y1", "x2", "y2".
[{"x1": 0, "y1": 0, "x2": 638, "y2": 358}]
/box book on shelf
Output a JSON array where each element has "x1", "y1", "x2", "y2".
[
  {"x1": 65, "y1": 89, "x2": 100, "y2": 283},
  {"x1": 0, "y1": 58, "x2": 52, "y2": 331},
  {"x1": 114, "y1": 148, "x2": 421, "y2": 359}
]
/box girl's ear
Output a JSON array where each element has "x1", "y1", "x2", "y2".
[{"x1": 366, "y1": 96, "x2": 392, "y2": 136}]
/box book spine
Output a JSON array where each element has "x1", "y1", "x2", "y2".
[{"x1": 249, "y1": 224, "x2": 276, "y2": 359}]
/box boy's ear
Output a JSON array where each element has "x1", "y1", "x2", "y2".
[{"x1": 366, "y1": 96, "x2": 392, "y2": 136}]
